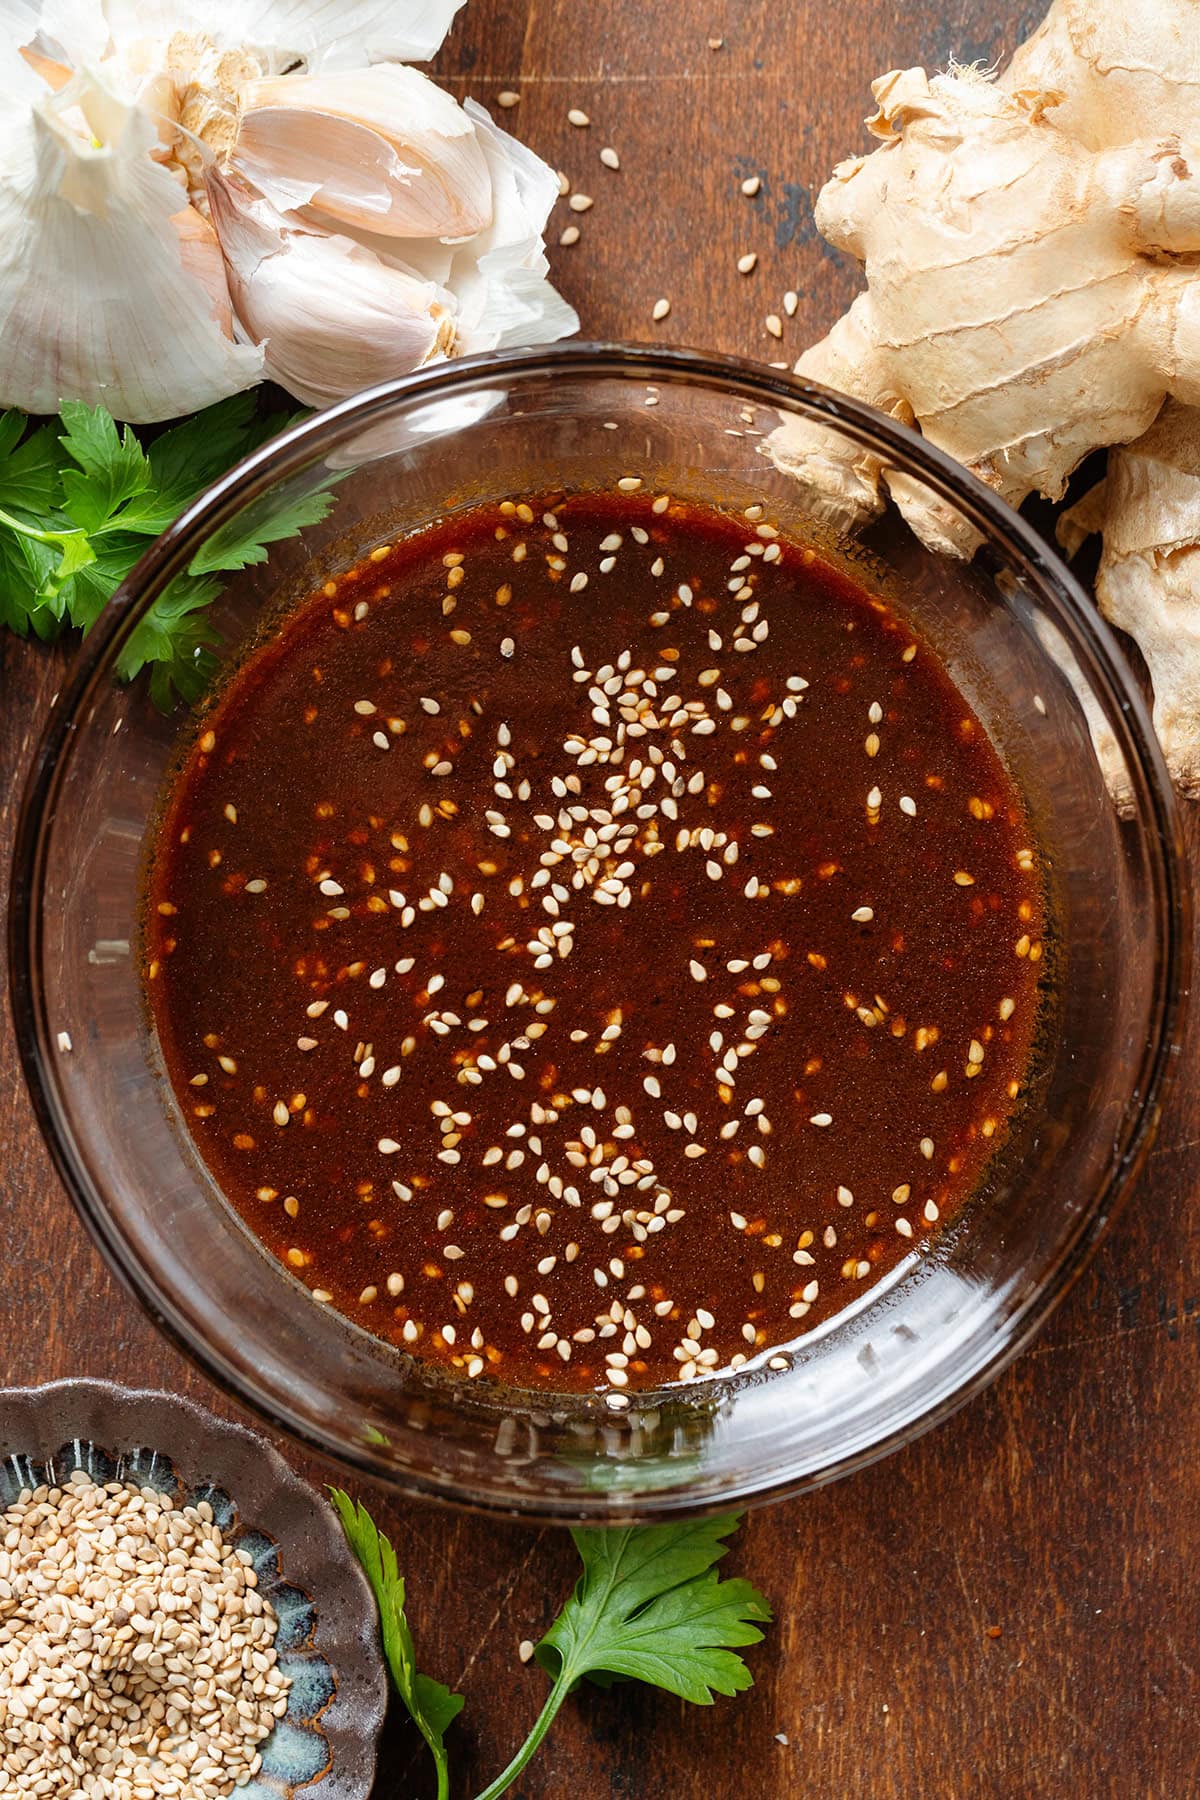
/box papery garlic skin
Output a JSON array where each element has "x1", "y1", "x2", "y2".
[
  {"x1": 452, "y1": 102, "x2": 581, "y2": 354},
  {"x1": 36, "y1": 0, "x2": 468, "y2": 74},
  {"x1": 3, "y1": 1, "x2": 576, "y2": 422},
  {"x1": 368, "y1": 102, "x2": 581, "y2": 359},
  {"x1": 207, "y1": 169, "x2": 452, "y2": 407},
  {"x1": 0, "y1": 50, "x2": 262, "y2": 420}
]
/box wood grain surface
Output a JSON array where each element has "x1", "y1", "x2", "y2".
[{"x1": 2, "y1": 3, "x2": 1197, "y2": 1796}]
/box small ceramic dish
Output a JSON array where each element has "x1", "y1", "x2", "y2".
[{"x1": 0, "y1": 1380, "x2": 387, "y2": 1798}]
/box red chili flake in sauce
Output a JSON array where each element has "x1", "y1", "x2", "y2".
[{"x1": 143, "y1": 494, "x2": 1047, "y2": 1397}]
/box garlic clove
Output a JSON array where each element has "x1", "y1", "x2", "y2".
[
  {"x1": 234, "y1": 64, "x2": 492, "y2": 239},
  {"x1": 208, "y1": 167, "x2": 452, "y2": 408},
  {"x1": 300, "y1": 97, "x2": 578, "y2": 359},
  {"x1": 172, "y1": 203, "x2": 237, "y2": 336},
  {"x1": 0, "y1": 57, "x2": 261, "y2": 421}
]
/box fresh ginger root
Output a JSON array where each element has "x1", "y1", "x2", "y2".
[
  {"x1": 772, "y1": 0, "x2": 1200, "y2": 782},
  {"x1": 1060, "y1": 403, "x2": 1200, "y2": 794}
]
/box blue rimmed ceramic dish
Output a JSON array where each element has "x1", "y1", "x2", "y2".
[{"x1": 0, "y1": 1380, "x2": 386, "y2": 1797}]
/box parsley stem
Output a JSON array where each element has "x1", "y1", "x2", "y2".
[
  {"x1": 0, "y1": 511, "x2": 86, "y2": 558},
  {"x1": 472, "y1": 1674, "x2": 570, "y2": 1800},
  {"x1": 0, "y1": 505, "x2": 81, "y2": 549},
  {"x1": 429, "y1": 1736, "x2": 450, "y2": 1800}
]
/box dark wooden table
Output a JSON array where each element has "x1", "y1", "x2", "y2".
[{"x1": 3, "y1": 3, "x2": 1197, "y2": 1795}]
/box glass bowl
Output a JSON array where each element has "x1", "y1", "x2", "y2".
[{"x1": 9, "y1": 344, "x2": 1188, "y2": 1521}]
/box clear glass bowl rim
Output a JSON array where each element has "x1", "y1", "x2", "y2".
[{"x1": 8, "y1": 341, "x2": 1191, "y2": 1517}]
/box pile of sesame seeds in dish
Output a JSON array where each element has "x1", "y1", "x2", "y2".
[
  {"x1": 145, "y1": 490, "x2": 1046, "y2": 1403},
  {"x1": 0, "y1": 1472, "x2": 288, "y2": 1798}
]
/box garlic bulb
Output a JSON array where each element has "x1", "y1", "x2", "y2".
[
  {"x1": 3, "y1": 1, "x2": 578, "y2": 422},
  {"x1": 0, "y1": 49, "x2": 263, "y2": 422}
]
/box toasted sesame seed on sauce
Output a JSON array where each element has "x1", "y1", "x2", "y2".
[{"x1": 144, "y1": 491, "x2": 1046, "y2": 1398}]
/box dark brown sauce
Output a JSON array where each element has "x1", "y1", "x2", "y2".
[{"x1": 144, "y1": 492, "x2": 1046, "y2": 1400}]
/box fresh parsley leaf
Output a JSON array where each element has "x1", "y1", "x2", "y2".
[
  {"x1": 0, "y1": 416, "x2": 64, "y2": 517},
  {"x1": 129, "y1": 393, "x2": 290, "y2": 534},
  {"x1": 115, "y1": 572, "x2": 224, "y2": 709},
  {"x1": 0, "y1": 412, "x2": 24, "y2": 462},
  {"x1": 0, "y1": 397, "x2": 327, "y2": 709},
  {"x1": 329, "y1": 1489, "x2": 463, "y2": 1800},
  {"x1": 0, "y1": 504, "x2": 96, "y2": 602},
  {"x1": 57, "y1": 400, "x2": 154, "y2": 534},
  {"x1": 538, "y1": 1515, "x2": 771, "y2": 1700},
  {"x1": 62, "y1": 535, "x2": 150, "y2": 633},
  {"x1": 0, "y1": 530, "x2": 35, "y2": 634},
  {"x1": 477, "y1": 1514, "x2": 771, "y2": 1800},
  {"x1": 188, "y1": 484, "x2": 337, "y2": 575}
]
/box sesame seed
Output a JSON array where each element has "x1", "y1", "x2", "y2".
[
  {"x1": 741, "y1": 175, "x2": 761, "y2": 196},
  {"x1": 0, "y1": 1474, "x2": 290, "y2": 1794},
  {"x1": 497, "y1": 89, "x2": 521, "y2": 107},
  {"x1": 652, "y1": 298, "x2": 671, "y2": 322},
  {"x1": 600, "y1": 146, "x2": 620, "y2": 169},
  {"x1": 568, "y1": 107, "x2": 590, "y2": 126},
  {"x1": 737, "y1": 252, "x2": 758, "y2": 274}
]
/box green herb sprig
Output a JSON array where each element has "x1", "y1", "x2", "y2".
[
  {"x1": 329, "y1": 1492, "x2": 463, "y2": 1800},
  {"x1": 0, "y1": 396, "x2": 329, "y2": 708},
  {"x1": 332, "y1": 1492, "x2": 771, "y2": 1800}
]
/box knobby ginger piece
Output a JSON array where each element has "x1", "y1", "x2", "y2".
[
  {"x1": 1059, "y1": 402, "x2": 1200, "y2": 795},
  {"x1": 1004, "y1": 0, "x2": 1200, "y2": 152},
  {"x1": 773, "y1": 0, "x2": 1200, "y2": 790},
  {"x1": 771, "y1": 61, "x2": 1200, "y2": 551}
]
